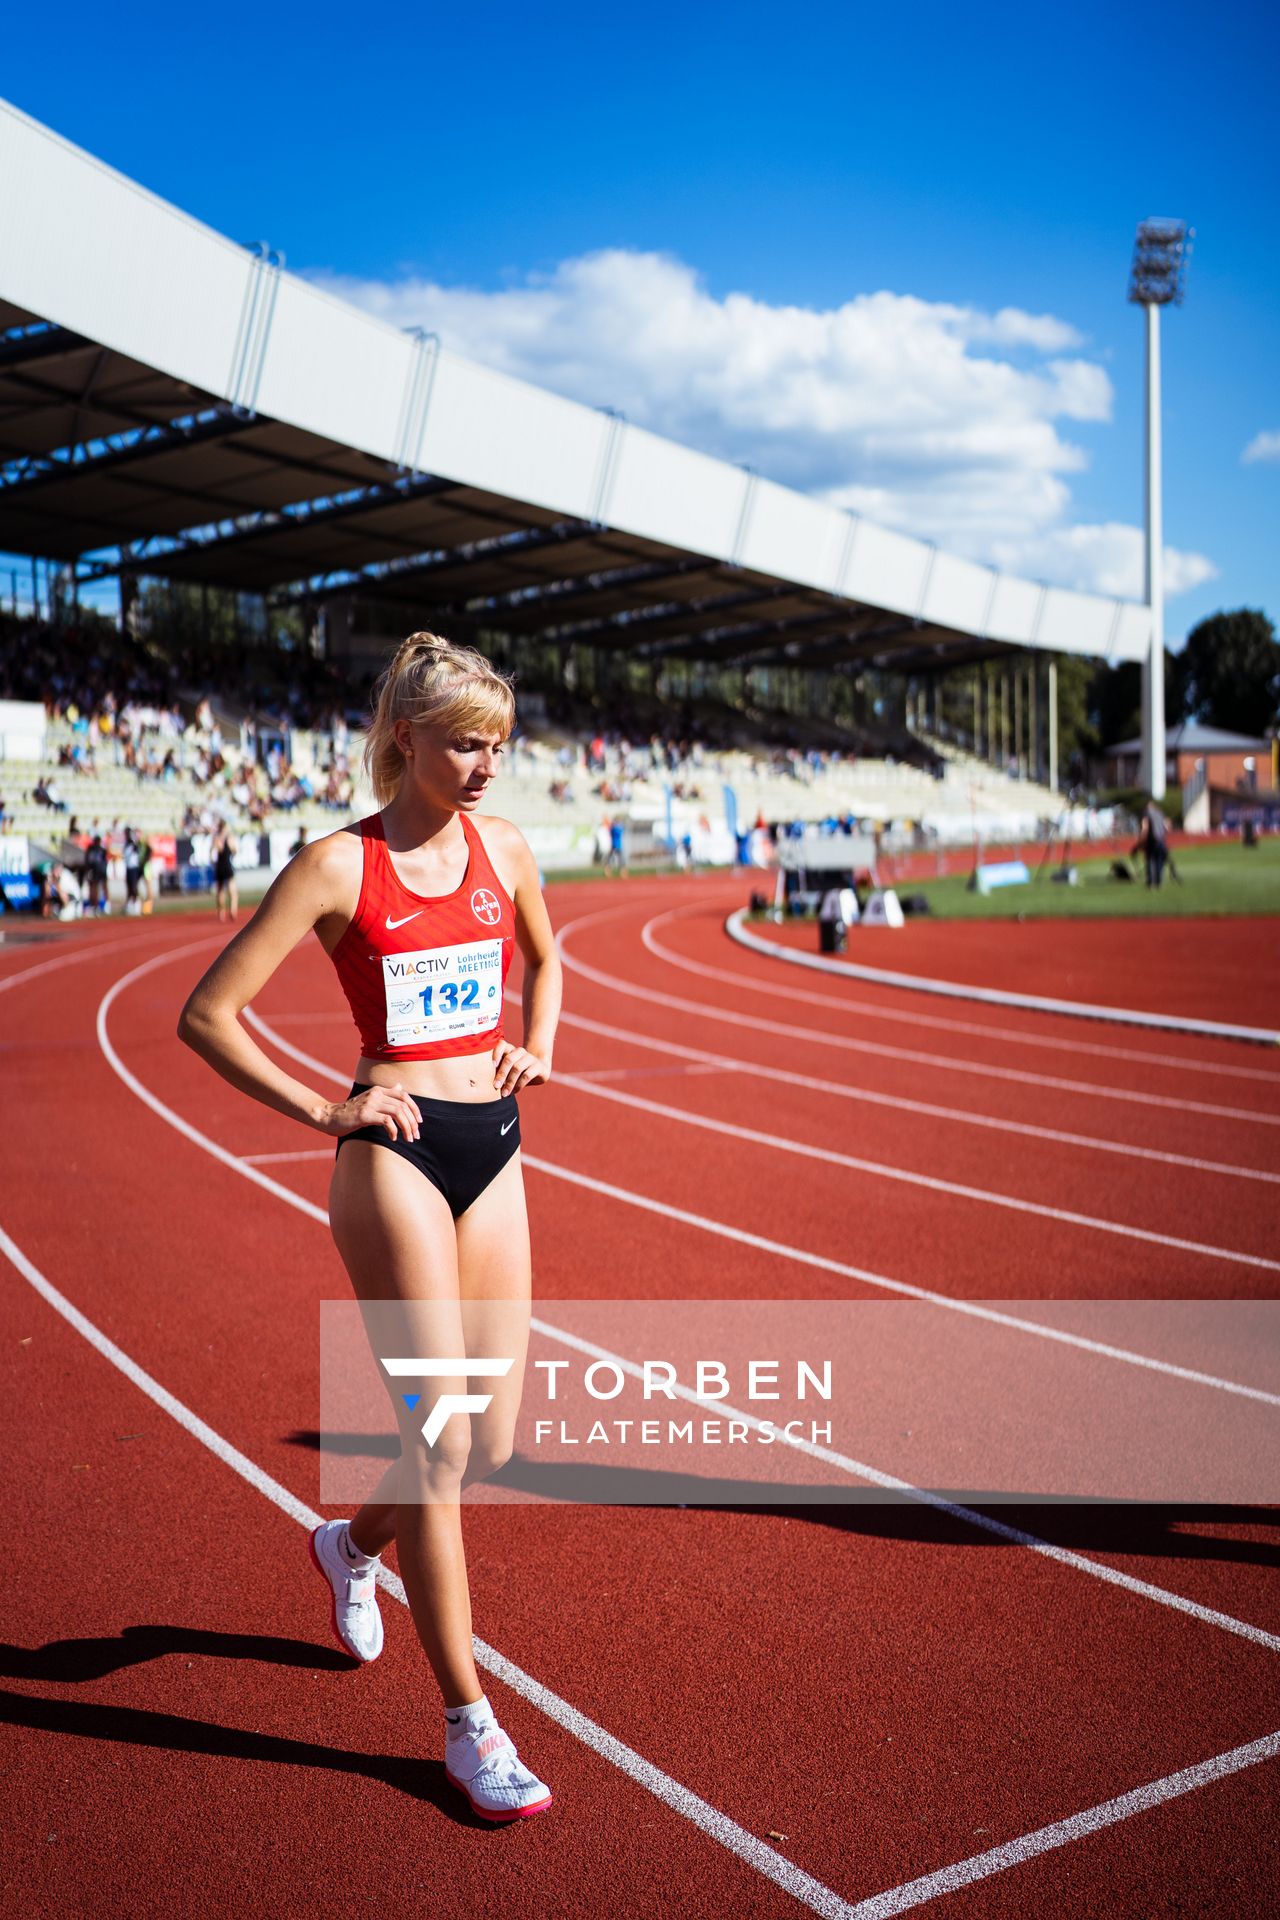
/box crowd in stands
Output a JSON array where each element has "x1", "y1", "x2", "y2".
[{"x1": 0, "y1": 614, "x2": 357, "y2": 835}]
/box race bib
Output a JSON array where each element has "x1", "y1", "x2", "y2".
[{"x1": 382, "y1": 938, "x2": 504, "y2": 1047}]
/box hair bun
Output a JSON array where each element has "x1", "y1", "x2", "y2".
[{"x1": 400, "y1": 630, "x2": 451, "y2": 658}]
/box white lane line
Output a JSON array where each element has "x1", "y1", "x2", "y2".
[
  {"x1": 641, "y1": 902, "x2": 1280, "y2": 1086},
  {"x1": 0, "y1": 1220, "x2": 856, "y2": 1920},
  {"x1": 548, "y1": 1070, "x2": 1280, "y2": 1275},
  {"x1": 520, "y1": 1313, "x2": 1280, "y2": 1654},
  {"x1": 242, "y1": 1003, "x2": 1280, "y2": 1407},
  {"x1": 845, "y1": 1730, "x2": 1280, "y2": 1919},
  {"x1": 0, "y1": 927, "x2": 157, "y2": 996},
  {"x1": 540, "y1": 996, "x2": 1280, "y2": 1187},
  {"x1": 727, "y1": 909, "x2": 1280, "y2": 1047}
]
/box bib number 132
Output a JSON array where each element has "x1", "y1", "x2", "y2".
[{"x1": 418, "y1": 979, "x2": 480, "y2": 1017}]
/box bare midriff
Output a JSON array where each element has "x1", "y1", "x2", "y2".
[
  {"x1": 314, "y1": 862, "x2": 512, "y2": 1106},
  {"x1": 351, "y1": 1051, "x2": 508, "y2": 1102}
]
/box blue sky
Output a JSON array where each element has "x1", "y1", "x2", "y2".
[{"x1": 4, "y1": 0, "x2": 1277, "y2": 644}]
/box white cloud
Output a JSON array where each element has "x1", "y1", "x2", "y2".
[
  {"x1": 1242, "y1": 429, "x2": 1280, "y2": 465},
  {"x1": 986, "y1": 523, "x2": 1217, "y2": 601},
  {"x1": 309, "y1": 248, "x2": 1213, "y2": 599}
]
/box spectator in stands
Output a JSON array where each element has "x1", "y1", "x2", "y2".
[{"x1": 33, "y1": 775, "x2": 68, "y2": 813}]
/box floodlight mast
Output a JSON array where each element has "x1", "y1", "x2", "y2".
[{"x1": 1127, "y1": 218, "x2": 1192, "y2": 801}]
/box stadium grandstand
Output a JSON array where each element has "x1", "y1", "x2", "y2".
[{"x1": 0, "y1": 96, "x2": 1153, "y2": 900}]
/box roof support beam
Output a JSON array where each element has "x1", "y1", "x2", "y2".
[
  {"x1": 1, "y1": 406, "x2": 252, "y2": 495},
  {"x1": 77, "y1": 470, "x2": 461, "y2": 582},
  {"x1": 274, "y1": 514, "x2": 599, "y2": 605}
]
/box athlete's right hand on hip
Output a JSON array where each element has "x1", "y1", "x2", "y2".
[{"x1": 322, "y1": 1083, "x2": 421, "y2": 1142}]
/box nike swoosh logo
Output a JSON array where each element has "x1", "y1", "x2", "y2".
[
  {"x1": 385, "y1": 910, "x2": 425, "y2": 930},
  {"x1": 500, "y1": 1116, "x2": 517, "y2": 1135}
]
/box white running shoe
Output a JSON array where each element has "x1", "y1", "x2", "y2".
[
  {"x1": 308, "y1": 1521, "x2": 384, "y2": 1663},
  {"x1": 445, "y1": 1713, "x2": 553, "y2": 1822}
]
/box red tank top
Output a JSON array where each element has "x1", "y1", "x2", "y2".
[{"x1": 329, "y1": 811, "x2": 516, "y2": 1062}]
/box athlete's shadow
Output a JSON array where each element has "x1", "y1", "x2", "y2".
[
  {"x1": 488, "y1": 1457, "x2": 1280, "y2": 1574},
  {"x1": 0, "y1": 1625, "x2": 353, "y2": 1683},
  {"x1": 0, "y1": 1684, "x2": 496, "y2": 1824},
  {"x1": 288, "y1": 1433, "x2": 1280, "y2": 1573}
]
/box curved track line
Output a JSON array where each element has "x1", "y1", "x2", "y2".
[
  {"x1": 0, "y1": 926, "x2": 156, "y2": 995},
  {"x1": 549, "y1": 1071, "x2": 1280, "y2": 1273},
  {"x1": 544, "y1": 998, "x2": 1280, "y2": 1188},
  {"x1": 727, "y1": 910, "x2": 1280, "y2": 1047},
  {"x1": 243, "y1": 1004, "x2": 1280, "y2": 1407},
  {"x1": 557, "y1": 908, "x2": 1280, "y2": 1129},
  {"x1": 641, "y1": 903, "x2": 1280, "y2": 1086}
]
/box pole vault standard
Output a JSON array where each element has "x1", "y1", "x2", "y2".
[{"x1": 1127, "y1": 218, "x2": 1192, "y2": 802}]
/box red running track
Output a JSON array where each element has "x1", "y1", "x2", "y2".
[{"x1": 3, "y1": 880, "x2": 1279, "y2": 1919}]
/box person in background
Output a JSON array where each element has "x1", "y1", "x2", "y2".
[
  {"x1": 122, "y1": 827, "x2": 144, "y2": 916},
  {"x1": 212, "y1": 822, "x2": 239, "y2": 923},
  {"x1": 1133, "y1": 800, "x2": 1169, "y2": 889},
  {"x1": 83, "y1": 833, "x2": 111, "y2": 915}
]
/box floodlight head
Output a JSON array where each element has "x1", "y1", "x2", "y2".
[{"x1": 1128, "y1": 218, "x2": 1193, "y2": 306}]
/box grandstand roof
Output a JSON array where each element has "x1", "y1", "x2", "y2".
[{"x1": 0, "y1": 98, "x2": 1151, "y2": 675}]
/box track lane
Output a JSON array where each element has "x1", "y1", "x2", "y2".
[{"x1": 635, "y1": 895, "x2": 1280, "y2": 1116}]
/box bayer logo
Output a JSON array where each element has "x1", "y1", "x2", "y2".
[{"x1": 471, "y1": 887, "x2": 501, "y2": 925}]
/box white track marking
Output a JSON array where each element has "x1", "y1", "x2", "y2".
[
  {"x1": 557, "y1": 911, "x2": 1280, "y2": 1130},
  {"x1": 0, "y1": 1220, "x2": 856, "y2": 1920},
  {"x1": 548, "y1": 1070, "x2": 1280, "y2": 1274},
  {"x1": 541, "y1": 997, "x2": 1280, "y2": 1187},
  {"x1": 0, "y1": 928, "x2": 155, "y2": 995},
  {"x1": 522, "y1": 1315, "x2": 1280, "y2": 1654},
  {"x1": 642, "y1": 902, "x2": 1280, "y2": 1086},
  {"x1": 844, "y1": 1730, "x2": 1280, "y2": 1919},
  {"x1": 242, "y1": 1002, "x2": 1280, "y2": 1408},
  {"x1": 727, "y1": 908, "x2": 1280, "y2": 1046}
]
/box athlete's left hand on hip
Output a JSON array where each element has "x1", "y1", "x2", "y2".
[{"x1": 492, "y1": 1039, "x2": 551, "y2": 1097}]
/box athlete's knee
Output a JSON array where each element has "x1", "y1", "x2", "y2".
[
  {"x1": 397, "y1": 1412, "x2": 473, "y2": 1486},
  {"x1": 467, "y1": 1433, "x2": 515, "y2": 1482}
]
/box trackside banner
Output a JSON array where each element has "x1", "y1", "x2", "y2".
[{"x1": 317, "y1": 1299, "x2": 1279, "y2": 1508}]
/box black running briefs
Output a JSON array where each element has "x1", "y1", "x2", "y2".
[{"x1": 333, "y1": 1081, "x2": 521, "y2": 1218}]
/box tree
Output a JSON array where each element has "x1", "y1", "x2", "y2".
[
  {"x1": 1175, "y1": 609, "x2": 1279, "y2": 737},
  {"x1": 1088, "y1": 647, "x2": 1184, "y2": 747}
]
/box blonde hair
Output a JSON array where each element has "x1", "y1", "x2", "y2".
[{"x1": 362, "y1": 632, "x2": 515, "y2": 807}]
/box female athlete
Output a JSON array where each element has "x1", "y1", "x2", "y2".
[
  {"x1": 212, "y1": 822, "x2": 238, "y2": 923},
  {"x1": 177, "y1": 633, "x2": 562, "y2": 1821}
]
